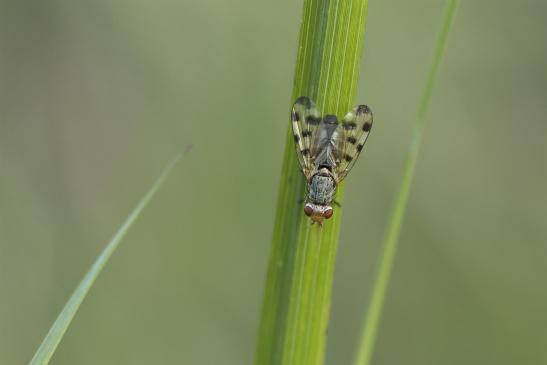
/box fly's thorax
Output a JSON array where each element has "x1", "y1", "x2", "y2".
[{"x1": 307, "y1": 169, "x2": 337, "y2": 206}]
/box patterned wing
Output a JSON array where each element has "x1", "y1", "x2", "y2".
[
  {"x1": 291, "y1": 96, "x2": 322, "y2": 178},
  {"x1": 335, "y1": 104, "x2": 373, "y2": 181}
]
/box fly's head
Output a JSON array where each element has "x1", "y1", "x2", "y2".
[{"x1": 304, "y1": 202, "x2": 334, "y2": 226}]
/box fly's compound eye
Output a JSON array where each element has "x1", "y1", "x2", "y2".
[
  {"x1": 322, "y1": 207, "x2": 333, "y2": 219},
  {"x1": 304, "y1": 203, "x2": 314, "y2": 216}
]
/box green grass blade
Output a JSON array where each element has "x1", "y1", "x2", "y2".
[
  {"x1": 255, "y1": 0, "x2": 370, "y2": 364},
  {"x1": 28, "y1": 152, "x2": 186, "y2": 365},
  {"x1": 353, "y1": 2, "x2": 459, "y2": 365}
]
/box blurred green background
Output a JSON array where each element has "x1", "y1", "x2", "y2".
[{"x1": 1, "y1": 1, "x2": 546, "y2": 364}]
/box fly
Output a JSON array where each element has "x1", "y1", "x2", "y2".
[{"x1": 291, "y1": 96, "x2": 373, "y2": 225}]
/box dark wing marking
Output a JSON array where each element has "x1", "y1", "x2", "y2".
[
  {"x1": 335, "y1": 104, "x2": 373, "y2": 180},
  {"x1": 291, "y1": 96, "x2": 321, "y2": 178}
]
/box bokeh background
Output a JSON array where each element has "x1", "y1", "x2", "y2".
[{"x1": 1, "y1": 1, "x2": 546, "y2": 364}]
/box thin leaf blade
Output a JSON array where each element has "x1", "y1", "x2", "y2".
[
  {"x1": 353, "y1": 2, "x2": 459, "y2": 365},
  {"x1": 28, "y1": 153, "x2": 186, "y2": 365}
]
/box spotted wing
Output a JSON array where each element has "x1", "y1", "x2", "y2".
[
  {"x1": 335, "y1": 105, "x2": 373, "y2": 180},
  {"x1": 291, "y1": 96, "x2": 322, "y2": 178}
]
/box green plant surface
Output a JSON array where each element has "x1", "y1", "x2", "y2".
[
  {"x1": 27, "y1": 153, "x2": 186, "y2": 365},
  {"x1": 255, "y1": 0, "x2": 370, "y2": 364},
  {"x1": 353, "y1": 2, "x2": 459, "y2": 365}
]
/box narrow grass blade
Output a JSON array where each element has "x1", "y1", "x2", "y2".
[
  {"x1": 353, "y1": 2, "x2": 459, "y2": 365},
  {"x1": 28, "y1": 152, "x2": 187, "y2": 365},
  {"x1": 255, "y1": 0, "x2": 370, "y2": 364}
]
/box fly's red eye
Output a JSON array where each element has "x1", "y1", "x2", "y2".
[
  {"x1": 323, "y1": 207, "x2": 333, "y2": 219},
  {"x1": 304, "y1": 204, "x2": 314, "y2": 216}
]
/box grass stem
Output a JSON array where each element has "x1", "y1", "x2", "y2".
[{"x1": 255, "y1": 1, "x2": 370, "y2": 364}]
